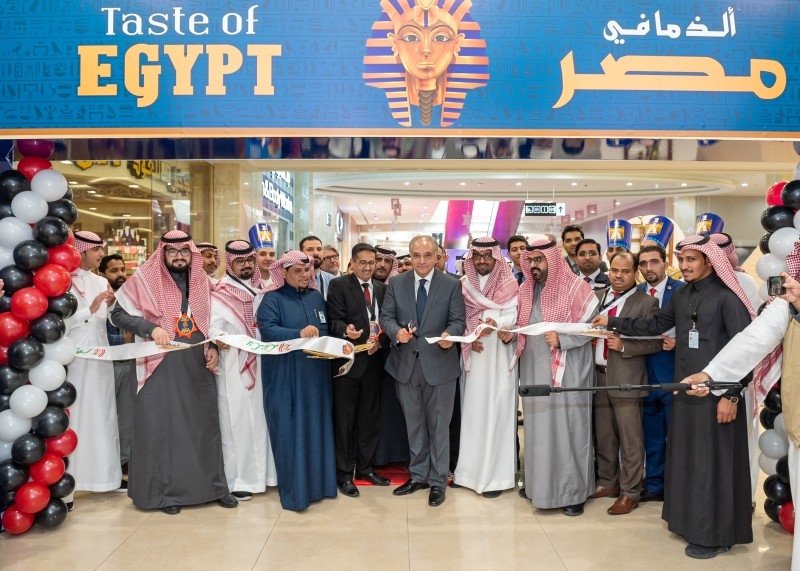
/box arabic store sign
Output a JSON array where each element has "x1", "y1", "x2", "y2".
[
  {"x1": 262, "y1": 171, "x2": 294, "y2": 223},
  {"x1": 0, "y1": 1, "x2": 797, "y2": 137}
]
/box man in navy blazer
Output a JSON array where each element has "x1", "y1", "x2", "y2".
[
  {"x1": 380, "y1": 235, "x2": 466, "y2": 507},
  {"x1": 636, "y1": 245, "x2": 685, "y2": 502}
]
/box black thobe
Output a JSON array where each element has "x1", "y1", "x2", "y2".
[{"x1": 608, "y1": 273, "x2": 753, "y2": 547}]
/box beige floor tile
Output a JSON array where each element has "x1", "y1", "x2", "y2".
[
  {"x1": 712, "y1": 513, "x2": 792, "y2": 571},
  {"x1": 406, "y1": 485, "x2": 534, "y2": 519},
  {"x1": 408, "y1": 516, "x2": 566, "y2": 571},
  {"x1": 274, "y1": 485, "x2": 409, "y2": 522}
]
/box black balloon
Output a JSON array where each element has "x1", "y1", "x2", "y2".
[
  {"x1": 13, "y1": 240, "x2": 50, "y2": 271},
  {"x1": 46, "y1": 380, "x2": 77, "y2": 408},
  {"x1": 30, "y1": 312, "x2": 65, "y2": 344},
  {"x1": 0, "y1": 203, "x2": 13, "y2": 220},
  {"x1": 0, "y1": 294, "x2": 11, "y2": 313},
  {"x1": 760, "y1": 407, "x2": 778, "y2": 430},
  {"x1": 34, "y1": 498, "x2": 68, "y2": 529},
  {"x1": 777, "y1": 455, "x2": 790, "y2": 484},
  {"x1": 0, "y1": 392, "x2": 9, "y2": 412},
  {"x1": 781, "y1": 179, "x2": 800, "y2": 210},
  {"x1": 761, "y1": 206, "x2": 797, "y2": 233},
  {"x1": 63, "y1": 188, "x2": 73, "y2": 201},
  {"x1": 765, "y1": 498, "x2": 782, "y2": 522},
  {"x1": 760, "y1": 233, "x2": 772, "y2": 255},
  {"x1": 0, "y1": 265, "x2": 34, "y2": 295},
  {"x1": 0, "y1": 364, "x2": 27, "y2": 395},
  {"x1": 765, "y1": 474, "x2": 792, "y2": 504},
  {"x1": 62, "y1": 455, "x2": 69, "y2": 470},
  {"x1": 31, "y1": 405, "x2": 69, "y2": 438},
  {"x1": 32, "y1": 217, "x2": 70, "y2": 248},
  {"x1": 8, "y1": 336, "x2": 44, "y2": 370},
  {"x1": 11, "y1": 433, "x2": 46, "y2": 466},
  {"x1": 47, "y1": 199, "x2": 78, "y2": 226},
  {"x1": 0, "y1": 459, "x2": 29, "y2": 493},
  {"x1": 47, "y1": 291, "x2": 78, "y2": 319},
  {"x1": 765, "y1": 385, "x2": 782, "y2": 414},
  {"x1": 48, "y1": 473, "x2": 75, "y2": 499},
  {"x1": 0, "y1": 489, "x2": 15, "y2": 510},
  {"x1": 0, "y1": 170, "x2": 31, "y2": 203}
]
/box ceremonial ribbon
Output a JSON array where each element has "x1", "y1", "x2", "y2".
[{"x1": 424, "y1": 322, "x2": 663, "y2": 344}]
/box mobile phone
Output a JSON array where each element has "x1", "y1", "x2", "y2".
[{"x1": 768, "y1": 276, "x2": 786, "y2": 296}]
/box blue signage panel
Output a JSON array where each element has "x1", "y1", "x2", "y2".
[{"x1": 0, "y1": 1, "x2": 798, "y2": 137}]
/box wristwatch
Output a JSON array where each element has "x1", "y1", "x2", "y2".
[{"x1": 723, "y1": 395, "x2": 740, "y2": 404}]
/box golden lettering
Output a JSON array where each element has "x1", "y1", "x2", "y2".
[
  {"x1": 163, "y1": 45, "x2": 204, "y2": 96},
  {"x1": 248, "y1": 44, "x2": 281, "y2": 95},
  {"x1": 205, "y1": 45, "x2": 244, "y2": 96},
  {"x1": 77, "y1": 45, "x2": 118, "y2": 96},
  {"x1": 125, "y1": 44, "x2": 162, "y2": 108}
]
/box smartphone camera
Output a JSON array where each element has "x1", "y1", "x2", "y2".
[{"x1": 768, "y1": 276, "x2": 786, "y2": 297}]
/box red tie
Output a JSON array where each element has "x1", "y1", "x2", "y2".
[
  {"x1": 650, "y1": 288, "x2": 657, "y2": 297},
  {"x1": 362, "y1": 282, "x2": 371, "y2": 306},
  {"x1": 603, "y1": 292, "x2": 620, "y2": 360}
]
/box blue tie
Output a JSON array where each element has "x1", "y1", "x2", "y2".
[{"x1": 416, "y1": 278, "x2": 428, "y2": 322}]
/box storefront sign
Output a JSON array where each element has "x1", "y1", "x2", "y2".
[
  {"x1": 0, "y1": 1, "x2": 798, "y2": 137},
  {"x1": 524, "y1": 202, "x2": 567, "y2": 217},
  {"x1": 262, "y1": 172, "x2": 294, "y2": 223}
]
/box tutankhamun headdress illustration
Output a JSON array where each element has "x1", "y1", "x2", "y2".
[{"x1": 364, "y1": 0, "x2": 489, "y2": 127}]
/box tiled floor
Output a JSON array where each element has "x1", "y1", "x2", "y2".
[{"x1": 0, "y1": 482, "x2": 792, "y2": 570}]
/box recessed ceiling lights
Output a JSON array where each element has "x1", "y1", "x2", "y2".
[
  {"x1": 244, "y1": 182, "x2": 249, "y2": 186},
  {"x1": 655, "y1": 184, "x2": 660, "y2": 189},
  {"x1": 615, "y1": 200, "x2": 621, "y2": 206},
  {"x1": 515, "y1": 182, "x2": 522, "y2": 186},
  {"x1": 404, "y1": 182, "x2": 410, "y2": 186},
  {"x1": 571, "y1": 182, "x2": 578, "y2": 186},
  {"x1": 626, "y1": 182, "x2": 633, "y2": 187},
  {"x1": 423, "y1": 206, "x2": 428, "y2": 210},
  {"x1": 129, "y1": 184, "x2": 139, "y2": 188},
  {"x1": 459, "y1": 182, "x2": 466, "y2": 186},
  {"x1": 373, "y1": 216, "x2": 378, "y2": 220},
  {"x1": 681, "y1": 183, "x2": 688, "y2": 187},
  {"x1": 122, "y1": 214, "x2": 131, "y2": 217},
  {"x1": 60, "y1": 160, "x2": 71, "y2": 165},
  {"x1": 367, "y1": 201, "x2": 373, "y2": 205},
  {"x1": 89, "y1": 207, "x2": 97, "y2": 211},
  {"x1": 741, "y1": 183, "x2": 749, "y2": 187},
  {"x1": 87, "y1": 190, "x2": 97, "y2": 194},
  {"x1": 68, "y1": 181, "x2": 78, "y2": 184}
]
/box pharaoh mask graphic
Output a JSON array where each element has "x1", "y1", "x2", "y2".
[{"x1": 364, "y1": 0, "x2": 489, "y2": 127}]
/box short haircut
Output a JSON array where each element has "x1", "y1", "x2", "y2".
[
  {"x1": 575, "y1": 238, "x2": 601, "y2": 254},
  {"x1": 638, "y1": 245, "x2": 667, "y2": 262},
  {"x1": 507, "y1": 235, "x2": 528, "y2": 250},
  {"x1": 610, "y1": 251, "x2": 638, "y2": 269},
  {"x1": 323, "y1": 244, "x2": 338, "y2": 254},
  {"x1": 99, "y1": 254, "x2": 124, "y2": 273},
  {"x1": 561, "y1": 225, "x2": 584, "y2": 241},
  {"x1": 409, "y1": 235, "x2": 436, "y2": 252},
  {"x1": 299, "y1": 235, "x2": 322, "y2": 250},
  {"x1": 351, "y1": 243, "x2": 376, "y2": 258}
]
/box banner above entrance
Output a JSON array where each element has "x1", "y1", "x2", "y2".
[{"x1": 0, "y1": 1, "x2": 798, "y2": 138}]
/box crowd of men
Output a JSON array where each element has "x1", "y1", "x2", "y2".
[{"x1": 58, "y1": 212, "x2": 800, "y2": 562}]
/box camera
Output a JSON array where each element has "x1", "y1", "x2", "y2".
[{"x1": 768, "y1": 276, "x2": 786, "y2": 297}]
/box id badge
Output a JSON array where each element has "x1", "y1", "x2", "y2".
[
  {"x1": 368, "y1": 321, "x2": 382, "y2": 341},
  {"x1": 316, "y1": 309, "x2": 327, "y2": 324},
  {"x1": 688, "y1": 328, "x2": 699, "y2": 349}
]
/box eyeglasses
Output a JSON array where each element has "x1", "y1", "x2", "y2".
[
  {"x1": 165, "y1": 248, "x2": 191, "y2": 257},
  {"x1": 529, "y1": 256, "x2": 545, "y2": 264},
  {"x1": 323, "y1": 254, "x2": 339, "y2": 262},
  {"x1": 577, "y1": 250, "x2": 599, "y2": 257},
  {"x1": 356, "y1": 260, "x2": 377, "y2": 268},
  {"x1": 472, "y1": 252, "x2": 494, "y2": 261}
]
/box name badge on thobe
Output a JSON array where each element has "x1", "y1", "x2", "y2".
[
  {"x1": 316, "y1": 309, "x2": 327, "y2": 324},
  {"x1": 175, "y1": 313, "x2": 198, "y2": 338},
  {"x1": 688, "y1": 328, "x2": 699, "y2": 349},
  {"x1": 368, "y1": 321, "x2": 382, "y2": 342}
]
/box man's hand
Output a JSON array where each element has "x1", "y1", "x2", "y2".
[
  {"x1": 779, "y1": 272, "x2": 800, "y2": 312},
  {"x1": 497, "y1": 329, "x2": 514, "y2": 344},
  {"x1": 216, "y1": 335, "x2": 230, "y2": 351},
  {"x1": 544, "y1": 331, "x2": 560, "y2": 349},
  {"x1": 0, "y1": 278, "x2": 5, "y2": 298},
  {"x1": 717, "y1": 398, "x2": 738, "y2": 423},
  {"x1": 678, "y1": 372, "x2": 711, "y2": 396},
  {"x1": 367, "y1": 341, "x2": 380, "y2": 355},
  {"x1": 345, "y1": 324, "x2": 363, "y2": 340},
  {"x1": 151, "y1": 327, "x2": 171, "y2": 345},
  {"x1": 606, "y1": 334, "x2": 624, "y2": 352},
  {"x1": 437, "y1": 331, "x2": 453, "y2": 349},
  {"x1": 396, "y1": 327, "x2": 415, "y2": 344},
  {"x1": 206, "y1": 346, "x2": 219, "y2": 370},
  {"x1": 591, "y1": 315, "x2": 609, "y2": 328},
  {"x1": 661, "y1": 335, "x2": 676, "y2": 351},
  {"x1": 300, "y1": 325, "x2": 319, "y2": 338},
  {"x1": 471, "y1": 340, "x2": 484, "y2": 353},
  {"x1": 90, "y1": 287, "x2": 113, "y2": 314},
  {"x1": 479, "y1": 318, "x2": 497, "y2": 337}
]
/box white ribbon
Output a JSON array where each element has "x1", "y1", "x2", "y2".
[{"x1": 425, "y1": 322, "x2": 662, "y2": 344}]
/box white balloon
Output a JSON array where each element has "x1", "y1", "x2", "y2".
[
  {"x1": 0, "y1": 247, "x2": 13, "y2": 268},
  {"x1": 0, "y1": 217, "x2": 34, "y2": 250},
  {"x1": 759, "y1": 282, "x2": 770, "y2": 302},
  {"x1": 759, "y1": 452, "x2": 779, "y2": 475},
  {"x1": 768, "y1": 227, "x2": 800, "y2": 259},
  {"x1": 756, "y1": 253, "x2": 790, "y2": 281},
  {"x1": 794, "y1": 162, "x2": 800, "y2": 181},
  {"x1": 775, "y1": 413, "x2": 789, "y2": 443},
  {"x1": 9, "y1": 384, "x2": 47, "y2": 419},
  {"x1": 28, "y1": 360, "x2": 67, "y2": 391},
  {"x1": 43, "y1": 337, "x2": 76, "y2": 366},
  {"x1": 795, "y1": 209, "x2": 800, "y2": 231},
  {"x1": 10, "y1": 191, "x2": 49, "y2": 224},
  {"x1": 0, "y1": 439, "x2": 12, "y2": 462},
  {"x1": 759, "y1": 428, "x2": 789, "y2": 460},
  {"x1": 0, "y1": 409, "x2": 33, "y2": 442},
  {"x1": 30, "y1": 169, "x2": 68, "y2": 202}
]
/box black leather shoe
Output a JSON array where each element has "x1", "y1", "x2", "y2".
[
  {"x1": 217, "y1": 493, "x2": 238, "y2": 508},
  {"x1": 338, "y1": 481, "x2": 360, "y2": 497},
  {"x1": 356, "y1": 472, "x2": 390, "y2": 486},
  {"x1": 639, "y1": 491, "x2": 664, "y2": 502},
  {"x1": 518, "y1": 487, "x2": 528, "y2": 499},
  {"x1": 482, "y1": 490, "x2": 502, "y2": 498},
  {"x1": 562, "y1": 502, "x2": 585, "y2": 516},
  {"x1": 66, "y1": 501, "x2": 74, "y2": 512},
  {"x1": 428, "y1": 486, "x2": 446, "y2": 507},
  {"x1": 161, "y1": 505, "x2": 181, "y2": 515},
  {"x1": 393, "y1": 478, "x2": 429, "y2": 496},
  {"x1": 449, "y1": 481, "x2": 464, "y2": 489}
]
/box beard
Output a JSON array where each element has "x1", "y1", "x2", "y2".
[
  {"x1": 110, "y1": 276, "x2": 126, "y2": 290},
  {"x1": 166, "y1": 260, "x2": 189, "y2": 274},
  {"x1": 239, "y1": 268, "x2": 254, "y2": 280}
]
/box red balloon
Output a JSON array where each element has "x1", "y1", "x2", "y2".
[
  {"x1": 0, "y1": 312, "x2": 31, "y2": 346},
  {"x1": 16, "y1": 139, "x2": 55, "y2": 159},
  {"x1": 17, "y1": 157, "x2": 52, "y2": 181},
  {"x1": 767, "y1": 181, "x2": 788, "y2": 207},
  {"x1": 10, "y1": 287, "x2": 49, "y2": 321},
  {"x1": 15, "y1": 482, "x2": 51, "y2": 514},
  {"x1": 29, "y1": 453, "x2": 66, "y2": 486},
  {"x1": 48, "y1": 244, "x2": 81, "y2": 273},
  {"x1": 65, "y1": 231, "x2": 75, "y2": 246},
  {"x1": 33, "y1": 264, "x2": 72, "y2": 297},
  {"x1": 780, "y1": 501, "x2": 795, "y2": 534},
  {"x1": 0, "y1": 345, "x2": 9, "y2": 365},
  {"x1": 45, "y1": 428, "x2": 78, "y2": 457},
  {"x1": 1, "y1": 505, "x2": 35, "y2": 534}
]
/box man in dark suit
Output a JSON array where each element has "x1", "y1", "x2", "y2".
[
  {"x1": 327, "y1": 244, "x2": 391, "y2": 497},
  {"x1": 636, "y1": 244, "x2": 684, "y2": 502},
  {"x1": 575, "y1": 238, "x2": 610, "y2": 291},
  {"x1": 591, "y1": 251, "x2": 661, "y2": 515},
  {"x1": 380, "y1": 235, "x2": 466, "y2": 507}
]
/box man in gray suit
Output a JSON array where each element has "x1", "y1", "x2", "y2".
[{"x1": 380, "y1": 235, "x2": 466, "y2": 507}]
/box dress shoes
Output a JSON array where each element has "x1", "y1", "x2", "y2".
[
  {"x1": 393, "y1": 478, "x2": 430, "y2": 496},
  {"x1": 685, "y1": 544, "x2": 730, "y2": 559},
  {"x1": 356, "y1": 472, "x2": 390, "y2": 486},
  {"x1": 562, "y1": 502, "x2": 585, "y2": 516},
  {"x1": 482, "y1": 490, "x2": 502, "y2": 499},
  {"x1": 590, "y1": 484, "x2": 619, "y2": 499},
  {"x1": 161, "y1": 505, "x2": 181, "y2": 515},
  {"x1": 449, "y1": 481, "x2": 464, "y2": 489},
  {"x1": 518, "y1": 487, "x2": 528, "y2": 499},
  {"x1": 232, "y1": 491, "x2": 253, "y2": 501},
  {"x1": 428, "y1": 486, "x2": 446, "y2": 507},
  {"x1": 639, "y1": 490, "x2": 664, "y2": 503},
  {"x1": 338, "y1": 481, "x2": 360, "y2": 497},
  {"x1": 217, "y1": 493, "x2": 239, "y2": 508},
  {"x1": 607, "y1": 495, "x2": 638, "y2": 515}
]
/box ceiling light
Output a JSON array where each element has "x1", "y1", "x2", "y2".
[
  {"x1": 373, "y1": 216, "x2": 378, "y2": 220},
  {"x1": 626, "y1": 182, "x2": 633, "y2": 187},
  {"x1": 228, "y1": 201, "x2": 239, "y2": 205},
  {"x1": 681, "y1": 183, "x2": 688, "y2": 187},
  {"x1": 741, "y1": 183, "x2": 749, "y2": 187},
  {"x1": 367, "y1": 201, "x2": 373, "y2": 205},
  {"x1": 571, "y1": 182, "x2": 578, "y2": 186},
  {"x1": 244, "y1": 182, "x2": 249, "y2": 186},
  {"x1": 60, "y1": 160, "x2": 71, "y2": 165},
  {"x1": 122, "y1": 214, "x2": 131, "y2": 217},
  {"x1": 89, "y1": 207, "x2": 97, "y2": 211},
  {"x1": 87, "y1": 190, "x2": 97, "y2": 194},
  {"x1": 515, "y1": 182, "x2": 522, "y2": 186},
  {"x1": 654, "y1": 184, "x2": 660, "y2": 189},
  {"x1": 404, "y1": 182, "x2": 410, "y2": 186},
  {"x1": 129, "y1": 184, "x2": 139, "y2": 188},
  {"x1": 68, "y1": 181, "x2": 78, "y2": 184},
  {"x1": 423, "y1": 206, "x2": 428, "y2": 210},
  {"x1": 459, "y1": 182, "x2": 466, "y2": 186},
  {"x1": 615, "y1": 200, "x2": 621, "y2": 206}
]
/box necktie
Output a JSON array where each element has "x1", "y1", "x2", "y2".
[
  {"x1": 318, "y1": 272, "x2": 326, "y2": 298},
  {"x1": 649, "y1": 287, "x2": 657, "y2": 297},
  {"x1": 584, "y1": 276, "x2": 591, "y2": 284},
  {"x1": 416, "y1": 278, "x2": 428, "y2": 322},
  {"x1": 362, "y1": 282, "x2": 375, "y2": 320},
  {"x1": 603, "y1": 292, "x2": 620, "y2": 360},
  {"x1": 516, "y1": 272, "x2": 524, "y2": 285}
]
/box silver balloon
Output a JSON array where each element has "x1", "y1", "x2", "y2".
[
  {"x1": 28, "y1": 360, "x2": 67, "y2": 391},
  {"x1": 0, "y1": 409, "x2": 33, "y2": 442},
  {"x1": 795, "y1": 209, "x2": 800, "y2": 231},
  {"x1": 10, "y1": 191, "x2": 49, "y2": 224},
  {"x1": 0, "y1": 439, "x2": 12, "y2": 462},
  {"x1": 756, "y1": 253, "x2": 790, "y2": 281},
  {"x1": 43, "y1": 337, "x2": 77, "y2": 366},
  {"x1": 769, "y1": 227, "x2": 800, "y2": 259},
  {"x1": 759, "y1": 452, "x2": 779, "y2": 475},
  {"x1": 30, "y1": 169, "x2": 68, "y2": 202},
  {"x1": 0, "y1": 247, "x2": 13, "y2": 268},
  {"x1": 794, "y1": 161, "x2": 800, "y2": 181},
  {"x1": 775, "y1": 413, "x2": 789, "y2": 444},
  {"x1": 759, "y1": 428, "x2": 789, "y2": 460},
  {"x1": 0, "y1": 217, "x2": 34, "y2": 250},
  {"x1": 9, "y1": 384, "x2": 47, "y2": 419}
]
